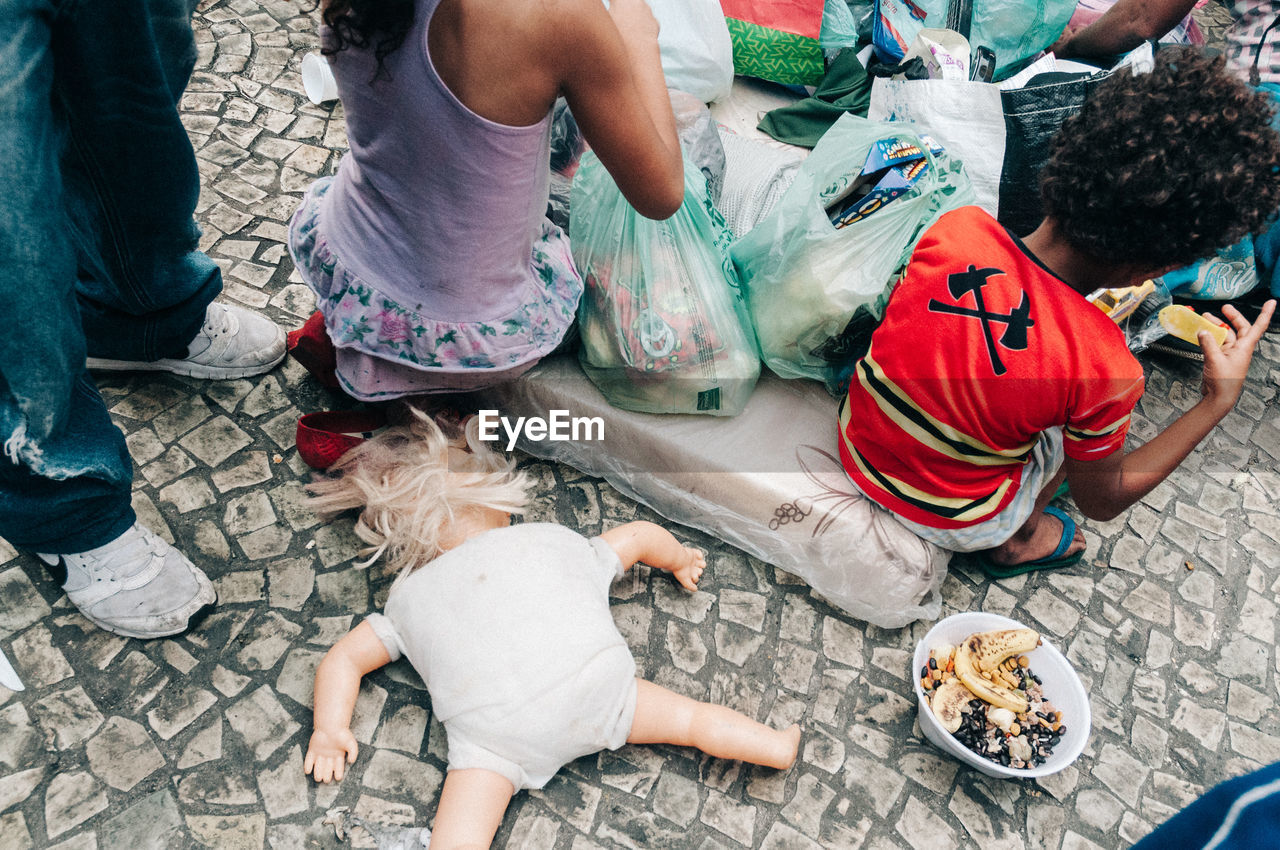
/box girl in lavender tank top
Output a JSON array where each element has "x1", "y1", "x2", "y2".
[{"x1": 288, "y1": 0, "x2": 684, "y2": 400}]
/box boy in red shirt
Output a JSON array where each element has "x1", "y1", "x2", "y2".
[{"x1": 840, "y1": 48, "x2": 1280, "y2": 575}]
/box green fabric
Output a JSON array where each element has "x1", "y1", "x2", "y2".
[
  {"x1": 756, "y1": 50, "x2": 873, "y2": 148},
  {"x1": 725, "y1": 18, "x2": 825, "y2": 87}
]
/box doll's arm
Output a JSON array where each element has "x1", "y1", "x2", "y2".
[
  {"x1": 304, "y1": 621, "x2": 392, "y2": 783},
  {"x1": 600, "y1": 521, "x2": 705, "y2": 592},
  {"x1": 431, "y1": 769, "x2": 516, "y2": 849}
]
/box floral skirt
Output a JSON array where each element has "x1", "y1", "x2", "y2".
[{"x1": 288, "y1": 177, "x2": 583, "y2": 400}]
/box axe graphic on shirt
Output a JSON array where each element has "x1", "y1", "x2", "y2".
[{"x1": 928, "y1": 265, "x2": 1035, "y2": 376}]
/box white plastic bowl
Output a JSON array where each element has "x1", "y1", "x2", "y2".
[{"x1": 912, "y1": 611, "x2": 1090, "y2": 779}]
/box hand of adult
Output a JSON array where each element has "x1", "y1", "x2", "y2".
[{"x1": 1048, "y1": 24, "x2": 1082, "y2": 58}]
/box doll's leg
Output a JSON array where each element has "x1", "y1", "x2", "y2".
[
  {"x1": 628, "y1": 679, "x2": 800, "y2": 770},
  {"x1": 431, "y1": 768, "x2": 514, "y2": 849}
]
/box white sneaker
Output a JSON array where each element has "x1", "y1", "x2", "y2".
[
  {"x1": 87, "y1": 302, "x2": 286, "y2": 379},
  {"x1": 37, "y1": 523, "x2": 217, "y2": 639}
]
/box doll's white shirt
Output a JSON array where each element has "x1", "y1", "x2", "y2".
[{"x1": 364, "y1": 523, "x2": 636, "y2": 790}]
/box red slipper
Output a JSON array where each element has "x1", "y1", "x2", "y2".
[
  {"x1": 296, "y1": 409, "x2": 387, "y2": 469},
  {"x1": 286, "y1": 311, "x2": 340, "y2": 389}
]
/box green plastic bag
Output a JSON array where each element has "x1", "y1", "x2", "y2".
[
  {"x1": 730, "y1": 114, "x2": 974, "y2": 384},
  {"x1": 570, "y1": 155, "x2": 760, "y2": 416},
  {"x1": 873, "y1": 0, "x2": 1075, "y2": 82}
]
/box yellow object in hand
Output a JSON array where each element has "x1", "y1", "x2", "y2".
[{"x1": 1158, "y1": 305, "x2": 1230, "y2": 347}]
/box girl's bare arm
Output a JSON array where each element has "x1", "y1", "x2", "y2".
[{"x1": 554, "y1": 0, "x2": 684, "y2": 219}]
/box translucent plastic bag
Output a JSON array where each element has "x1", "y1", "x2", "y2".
[
  {"x1": 570, "y1": 155, "x2": 760, "y2": 416},
  {"x1": 650, "y1": 0, "x2": 735, "y2": 103},
  {"x1": 548, "y1": 94, "x2": 727, "y2": 231},
  {"x1": 821, "y1": 0, "x2": 862, "y2": 52},
  {"x1": 731, "y1": 114, "x2": 974, "y2": 383},
  {"x1": 548, "y1": 100, "x2": 588, "y2": 230},
  {"x1": 873, "y1": 0, "x2": 1075, "y2": 81},
  {"x1": 670, "y1": 90, "x2": 727, "y2": 204},
  {"x1": 476, "y1": 356, "x2": 948, "y2": 628},
  {"x1": 1122, "y1": 281, "x2": 1174, "y2": 353}
]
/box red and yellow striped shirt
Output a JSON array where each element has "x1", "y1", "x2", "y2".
[{"x1": 839, "y1": 206, "x2": 1144, "y2": 529}]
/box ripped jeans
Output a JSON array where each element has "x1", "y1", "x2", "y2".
[{"x1": 0, "y1": 0, "x2": 221, "y2": 552}]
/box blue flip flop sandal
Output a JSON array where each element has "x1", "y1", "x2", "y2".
[{"x1": 977, "y1": 505, "x2": 1084, "y2": 579}]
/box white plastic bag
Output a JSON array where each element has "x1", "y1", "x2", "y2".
[
  {"x1": 649, "y1": 0, "x2": 735, "y2": 103},
  {"x1": 869, "y1": 78, "x2": 1005, "y2": 214}
]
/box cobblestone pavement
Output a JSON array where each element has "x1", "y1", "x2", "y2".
[{"x1": 2, "y1": 1, "x2": 1279, "y2": 848}]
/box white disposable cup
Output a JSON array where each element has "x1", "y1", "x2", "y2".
[
  {"x1": 913, "y1": 611, "x2": 1091, "y2": 779},
  {"x1": 302, "y1": 52, "x2": 339, "y2": 105}
]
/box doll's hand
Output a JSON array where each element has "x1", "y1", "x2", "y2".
[
  {"x1": 671, "y1": 545, "x2": 705, "y2": 592},
  {"x1": 304, "y1": 727, "x2": 359, "y2": 783}
]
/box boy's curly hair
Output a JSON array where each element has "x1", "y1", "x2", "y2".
[{"x1": 1040, "y1": 47, "x2": 1280, "y2": 269}]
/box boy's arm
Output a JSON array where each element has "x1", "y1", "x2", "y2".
[
  {"x1": 599, "y1": 521, "x2": 705, "y2": 591},
  {"x1": 1066, "y1": 302, "x2": 1274, "y2": 521},
  {"x1": 304, "y1": 621, "x2": 392, "y2": 783}
]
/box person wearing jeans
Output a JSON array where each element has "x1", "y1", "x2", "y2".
[{"x1": 0, "y1": 0, "x2": 286, "y2": 638}]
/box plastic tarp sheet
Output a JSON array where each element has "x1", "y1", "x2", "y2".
[{"x1": 473, "y1": 355, "x2": 948, "y2": 628}]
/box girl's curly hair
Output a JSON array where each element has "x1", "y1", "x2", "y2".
[
  {"x1": 321, "y1": 0, "x2": 414, "y2": 79},
  {"x1": 1040, "y1": 47, "x2": 1280, "y2": 269}
]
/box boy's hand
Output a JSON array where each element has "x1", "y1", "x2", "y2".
[
  {"x1": 1199, "y1": 300, "x2": 1274, "y2": 415},
  {"x1": 304, "y1": 727, "x2": 359, "y2": 783},
  {"x1": 670, "y1": 545, "x2": 705, "y2": 592}
]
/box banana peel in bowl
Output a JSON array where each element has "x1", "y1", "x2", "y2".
[
  {"x1": 929, "y1": 680, "x2": 971, "y2": 733},
  {"x1": 954, "y1": 628, "x2": 1040, "y2": 713},
  {"x1": 925, "y1": 628, "x2": 1041, "y2": 720}
]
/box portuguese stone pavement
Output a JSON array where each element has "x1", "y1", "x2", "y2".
[{"x1": 0, "y1": 1, "x2": 1276, "y2": 847}]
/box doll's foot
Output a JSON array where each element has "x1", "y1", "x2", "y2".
[{"x1": 769, "y1": 724, "x2": 802, "y2": 770}]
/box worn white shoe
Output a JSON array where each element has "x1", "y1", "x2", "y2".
[
  {"x1": 87, "y1": 302, "x2": 286, "y2": 379},
  {"x1": 37, "y1": 523, "x2": 217, "y2": 639}
]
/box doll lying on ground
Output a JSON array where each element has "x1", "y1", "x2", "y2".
[{"x1": 302, "y1": 410, "x2": 801, "y2": 849}]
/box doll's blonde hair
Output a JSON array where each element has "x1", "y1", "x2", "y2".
[{"x1": 307, "y1": 409, "x2": 530, "y2": 575}]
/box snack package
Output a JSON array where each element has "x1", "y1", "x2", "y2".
[
  {"x1": 1087, "y1": 279, "x2": 1156, "y2": 324},
  {"x1": 1158, "y1": 304, "x2": 1230, "y2": 347}
]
